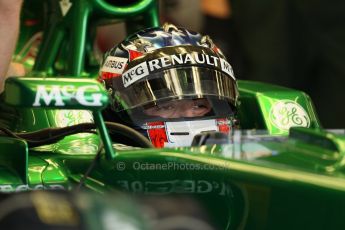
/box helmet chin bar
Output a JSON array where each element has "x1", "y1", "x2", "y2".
[{"x1": 143, "y1": 118, "x2": 232, "y2": 148}]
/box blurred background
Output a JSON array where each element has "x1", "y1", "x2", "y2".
[
  {"x1": 96, "y1": 0, "x2": 345, "y2": 128},
  {"x1": 158, "y1": 0, "x2": 345, "y2": 129}
]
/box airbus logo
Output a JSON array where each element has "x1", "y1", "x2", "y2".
[
  {"x1": 33, "y1": 85, "x2": 103, "y2": 107},
  {"x1": 101, "y1": 56, "x2": 128, "y2": 74}
]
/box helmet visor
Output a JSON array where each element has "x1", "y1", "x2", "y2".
[{"x1": 112, "y1": 66, "x2": 238, "y2": 112}]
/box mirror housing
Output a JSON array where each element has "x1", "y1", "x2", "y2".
[
  {"x1": 4, "y1": 77, "x2": 109, "y2": 110},
  {"x1": 3, "y1": 77, "x2": 116, "y2": 159}
]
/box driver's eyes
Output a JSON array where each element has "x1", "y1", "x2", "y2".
[
  {"x1": 192, "y1": 103, "x2": 208, "y2": 110},
  {"x1": 156, "y1": 104, "x2": 175, "y2": 111},
  {"x1": 161, "y1": 105, "x2": 175, "y2": 110}
]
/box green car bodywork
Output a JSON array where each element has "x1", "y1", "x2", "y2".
[{"x1": 1, "y1": 0, "x2": 345, "y2": 229}]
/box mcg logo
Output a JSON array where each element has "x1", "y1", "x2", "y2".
[{"x1": 33, "y1": 85, "x2": 103, "y2": 107}]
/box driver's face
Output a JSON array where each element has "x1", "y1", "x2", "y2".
[{"x1": 144, "y1": 99, "x2": 211, "y2": 119}]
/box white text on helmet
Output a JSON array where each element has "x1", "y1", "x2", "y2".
[
  {"x1": 148, "y1": 53, "x2": 220, "y2": 72},
  {"x1": 122, "y1": 53, "x2": 235, "y2": 88},
  {"x1": 122, "y1": 62, "x2": 150, "y2": 87}
]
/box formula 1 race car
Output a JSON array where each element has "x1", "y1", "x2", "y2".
[{"x1": 1, "y1": 0, "x2": 345, "y2": 229}]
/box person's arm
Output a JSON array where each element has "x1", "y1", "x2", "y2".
[
  {"x1": 201, "y1": 0, "x2": 231, "y2": 19},
  {"x1": 0, "y1": 0, "x2": 23, "y2": 93}
]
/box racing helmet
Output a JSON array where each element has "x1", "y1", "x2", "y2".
[{"x1": 99, "y1": 23, "x2": 239, "y2": 148}]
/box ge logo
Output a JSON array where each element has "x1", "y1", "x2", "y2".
[
  {"x1": 54, "y1": 110, "x2": 93, "y2": 127},
  {"x1": 269, "y1": 100, "x2": 310, "y2": 131}
]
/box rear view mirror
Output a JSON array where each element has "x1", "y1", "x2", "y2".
[{"x1": 3, "y1": 77, "x2": 116, "y2": 159}]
